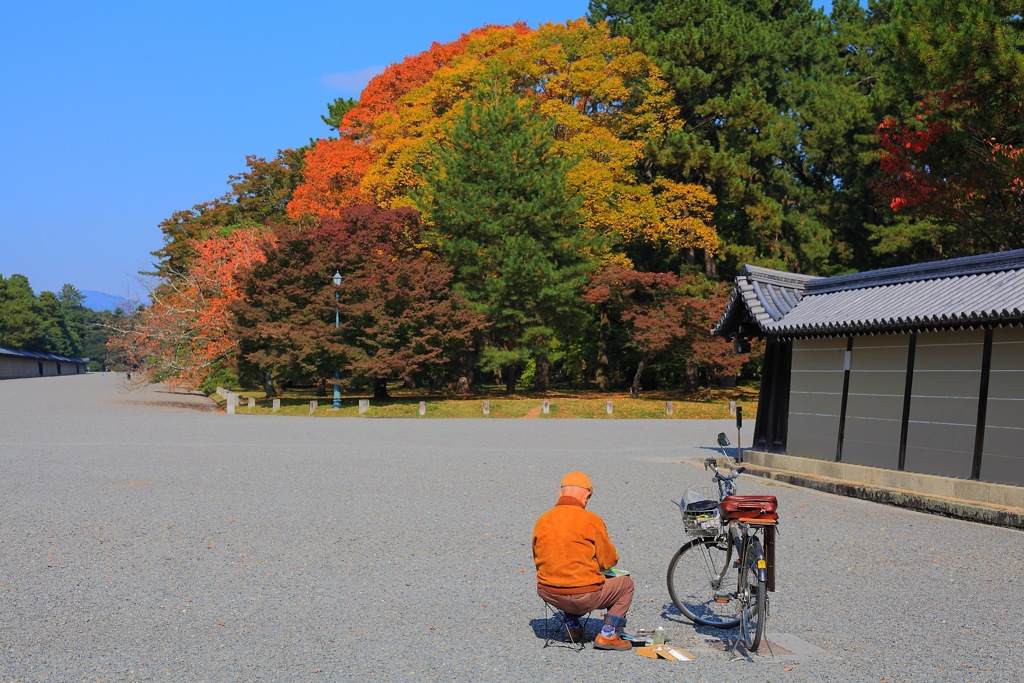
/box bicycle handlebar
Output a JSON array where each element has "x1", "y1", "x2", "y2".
[{"x1": 704, "y1": 456, "x2": 744, "y2": 480}]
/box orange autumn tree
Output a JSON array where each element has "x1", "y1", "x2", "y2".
[
  {"x1": 289, "y1": 20, "x2": 718, "y2": 261},
  {"x1": 107, "y1": 227, "x2": 269, "y2": 389},
  {"x1": 362, "y1": 19, "x2": 718, "y2": 259},
  {"x1": 287, "y1": 135, "x2": 373, "y2": 217},
  {"x1": 288, "y1": 24, "x2": 530, "y2": 220}
]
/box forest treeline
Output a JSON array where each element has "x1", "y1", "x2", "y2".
[
  {"x1": 0, "y1": 275, "x2": 120, "y2": 369},
  {"x1": 108, "y1": 0, "x2": 1023, "y2": 397}
]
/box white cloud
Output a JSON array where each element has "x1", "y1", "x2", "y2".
[{"x1": 321, "y1": 66, "x2": 387, "y2": 94}]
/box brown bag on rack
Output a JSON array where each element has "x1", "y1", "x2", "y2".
[{"x1": 719, "y1": 495, "x2": 778, "y2": 522}]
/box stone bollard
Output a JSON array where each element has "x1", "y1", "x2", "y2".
[
  {"x1": 248, "y1": 397, "x2": 255, "y2": 409},
  {"x1": 359, "y1": 399, "x2": 369, "y2": 414},
  {"x1": 542, "y1": 400, "x2": 550, "y2": 415},
  {"x1": 419, "y1": 401, "x2": 426, "y2": 416},
  {"x1": 217, "y1": 386, "x2": 224, "y2": 396},
  {"x1": 729, "y1": 400, "x2": 736, "y2": 416},
  {"x1": 226, "y1": 396, "x2": 235, "y2": 414},
  {"x1": 272, "y1": 398, "x2": 280, "y2": 412},
  {"x1": 310, "y1": 400, "x2": 317, "y2": 414},
  {"x1": 666, "y1": 401, "x2": 673, "y2": 415},
  {"x1": 483, "y1": 401, "x2": 490, "y2": 415},
  {"x1": 605, "y1": 400, "x2": 613, "y2": 415}
]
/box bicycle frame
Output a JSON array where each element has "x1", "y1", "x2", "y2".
[
  {"x1": 729, "y1": 522, "x2": 768, "y2": 586},
  {"x1": 708, "y1": 453, "x2": 771, "y2": 621},
  {"x1": 704, "y1": 457, "x2": 769, "y2": 586}
]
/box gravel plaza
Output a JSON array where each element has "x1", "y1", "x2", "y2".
[{"x1": 1, "y1": 373, "x2": 1021, "y2": 682}]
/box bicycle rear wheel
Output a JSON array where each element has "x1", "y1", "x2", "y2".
[
  {"x1": 667, "y1": 537, "x2": 740, "y2": 628},
  {"x1": 738, "y1": 537, "x2": 767, "y2": 651}
]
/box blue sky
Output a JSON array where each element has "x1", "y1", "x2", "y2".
[
  {"x1": 0, "y1": 1, "x2": 594, "y2": 298},
  {"x1": 0, "y1": 1, "x2": 832, "y2": 300}
]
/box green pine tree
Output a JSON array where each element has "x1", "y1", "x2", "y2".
[
  {"x1": 415, "y1": 86, "x2": 598, "y2": 392},
  {"x1": 590, "y1": 0, "x2": 878, "y2": 275}
]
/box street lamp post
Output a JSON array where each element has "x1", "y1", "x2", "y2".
[{"x1": 332, "y1": 271, "x2": 342, "y2": 409}]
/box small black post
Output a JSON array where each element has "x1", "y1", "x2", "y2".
[
  {"x1": 971, "y1": 328, "x2": 993, "y2": 481},
  {"x1": 736, "y1": 406, "x2": 743, "y2": 463}
]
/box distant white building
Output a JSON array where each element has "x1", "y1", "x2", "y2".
[{"x1": 0, "y1": 346, "x2": 88, "y2": 380}]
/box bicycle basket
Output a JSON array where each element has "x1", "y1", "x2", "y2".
[{"x1": 678, "y1": 487, "x2": 722, "y2": 536}]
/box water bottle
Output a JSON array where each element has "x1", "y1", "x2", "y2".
[{"x1": 653, "y1": 626, "x2": 666, "y2": 645}]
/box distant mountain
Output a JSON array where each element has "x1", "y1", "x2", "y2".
[{"x1": 81, "y1": 290, "x2": 138, "y2": 312}]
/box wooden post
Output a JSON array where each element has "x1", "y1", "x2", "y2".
[
  {"x1": 483, "y1": 401, "x2": 490, "y2": 415},
  {"x1": 666, "y1": 401, "x2": 673, "y2": 415},
  {"x1": 310, "y1": 400, "x2": 317, "y2": 414}
]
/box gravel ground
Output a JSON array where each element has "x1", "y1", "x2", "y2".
[{"x1": 1, "y1": 373, "x2": 1021, "y2": 682}]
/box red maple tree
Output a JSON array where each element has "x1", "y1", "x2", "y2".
[
  {"x1": 584, "y1": 265, "x2": 747, "y2": 396},
  {"x1": 107, "y1": 227, "x2": 270, "y2": 389},
  {"x1": 234, "y1": 206, "x2": 486, "y2": 397},
  {"x1": 875, "y1": 87, "x2": 1024, "y2": 251}
]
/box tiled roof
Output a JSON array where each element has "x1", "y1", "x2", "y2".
[
  {"x1": 0, "y1": 346, "x2": 86, "y2": 363},
  {"x1": 712, "y1": 266, "x2": 817, "y2": 337},
  {"x1": 713, "y1": 249, "x2": 1024, "y2": 339}
]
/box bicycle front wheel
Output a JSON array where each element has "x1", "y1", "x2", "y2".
[
  {"x1": 738, "y1": 539, "x2": 767, "y2": 651},
  {"x1": 667, "y1": 537, "x2": 740, "y2": 628}
]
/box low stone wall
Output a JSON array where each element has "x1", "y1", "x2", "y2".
[{"x1": 739, "y1": 449, "x2": 1024, "y2": 529}]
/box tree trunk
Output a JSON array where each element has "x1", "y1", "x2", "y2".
[
  {"x1": 373, "y1": 377, "x2": 391, "y2": 400},
  {"x1": 704, "y1": 249, "x2": 717, "y2": 279},
  {"x1": 259, "y1": 369, "x2": 279, "y2": 398},
  {"x1": 533, "y1": 356, "x2": 550, "y2": 392},
  {"x1": 458, "y1": 347, "x2": 477, "y2": 393},
  {"x1": 685, "y1": 364, "x2": 699, "y2": 392},
  {"x1": 630, "y1": 357, "x2": 649, "y2": 398},
  {"x1": 595, "y1": 304, "x2": 610, "y2": 391},
  {"x1": 316, "y1": 378, "x2": 327, "y2": 397},
  {"x1": 504, "y1": 365, "x2": 517, "y2": 394}
]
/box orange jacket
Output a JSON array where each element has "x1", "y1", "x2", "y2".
[{"x1": 532, "y1": 496, "x2": 619, "y2": 594}]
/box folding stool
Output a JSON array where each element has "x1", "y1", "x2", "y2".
[{"x1": 541, "y1": 600, "x2": 593, "y2": 651}]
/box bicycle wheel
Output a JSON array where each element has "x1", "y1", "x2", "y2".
[
  {"x1": 738, "y1": 536, "x2": 767, "y2": 651},
  {"x1": 667, "y1": 537, "x2": 740, "y2": 628}
]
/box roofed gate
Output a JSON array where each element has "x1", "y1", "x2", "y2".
[{"x1": 714, "y1": 250, "x2": 1024, "y2": 487}]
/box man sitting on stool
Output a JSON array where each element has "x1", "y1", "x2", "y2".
[{"x1": 532, "y1": 471, "x2": 634, "y2": 651}]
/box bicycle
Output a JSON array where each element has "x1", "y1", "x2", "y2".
[{"x1": 667, "y1": 433, "x2": 778, "y2": 652}]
